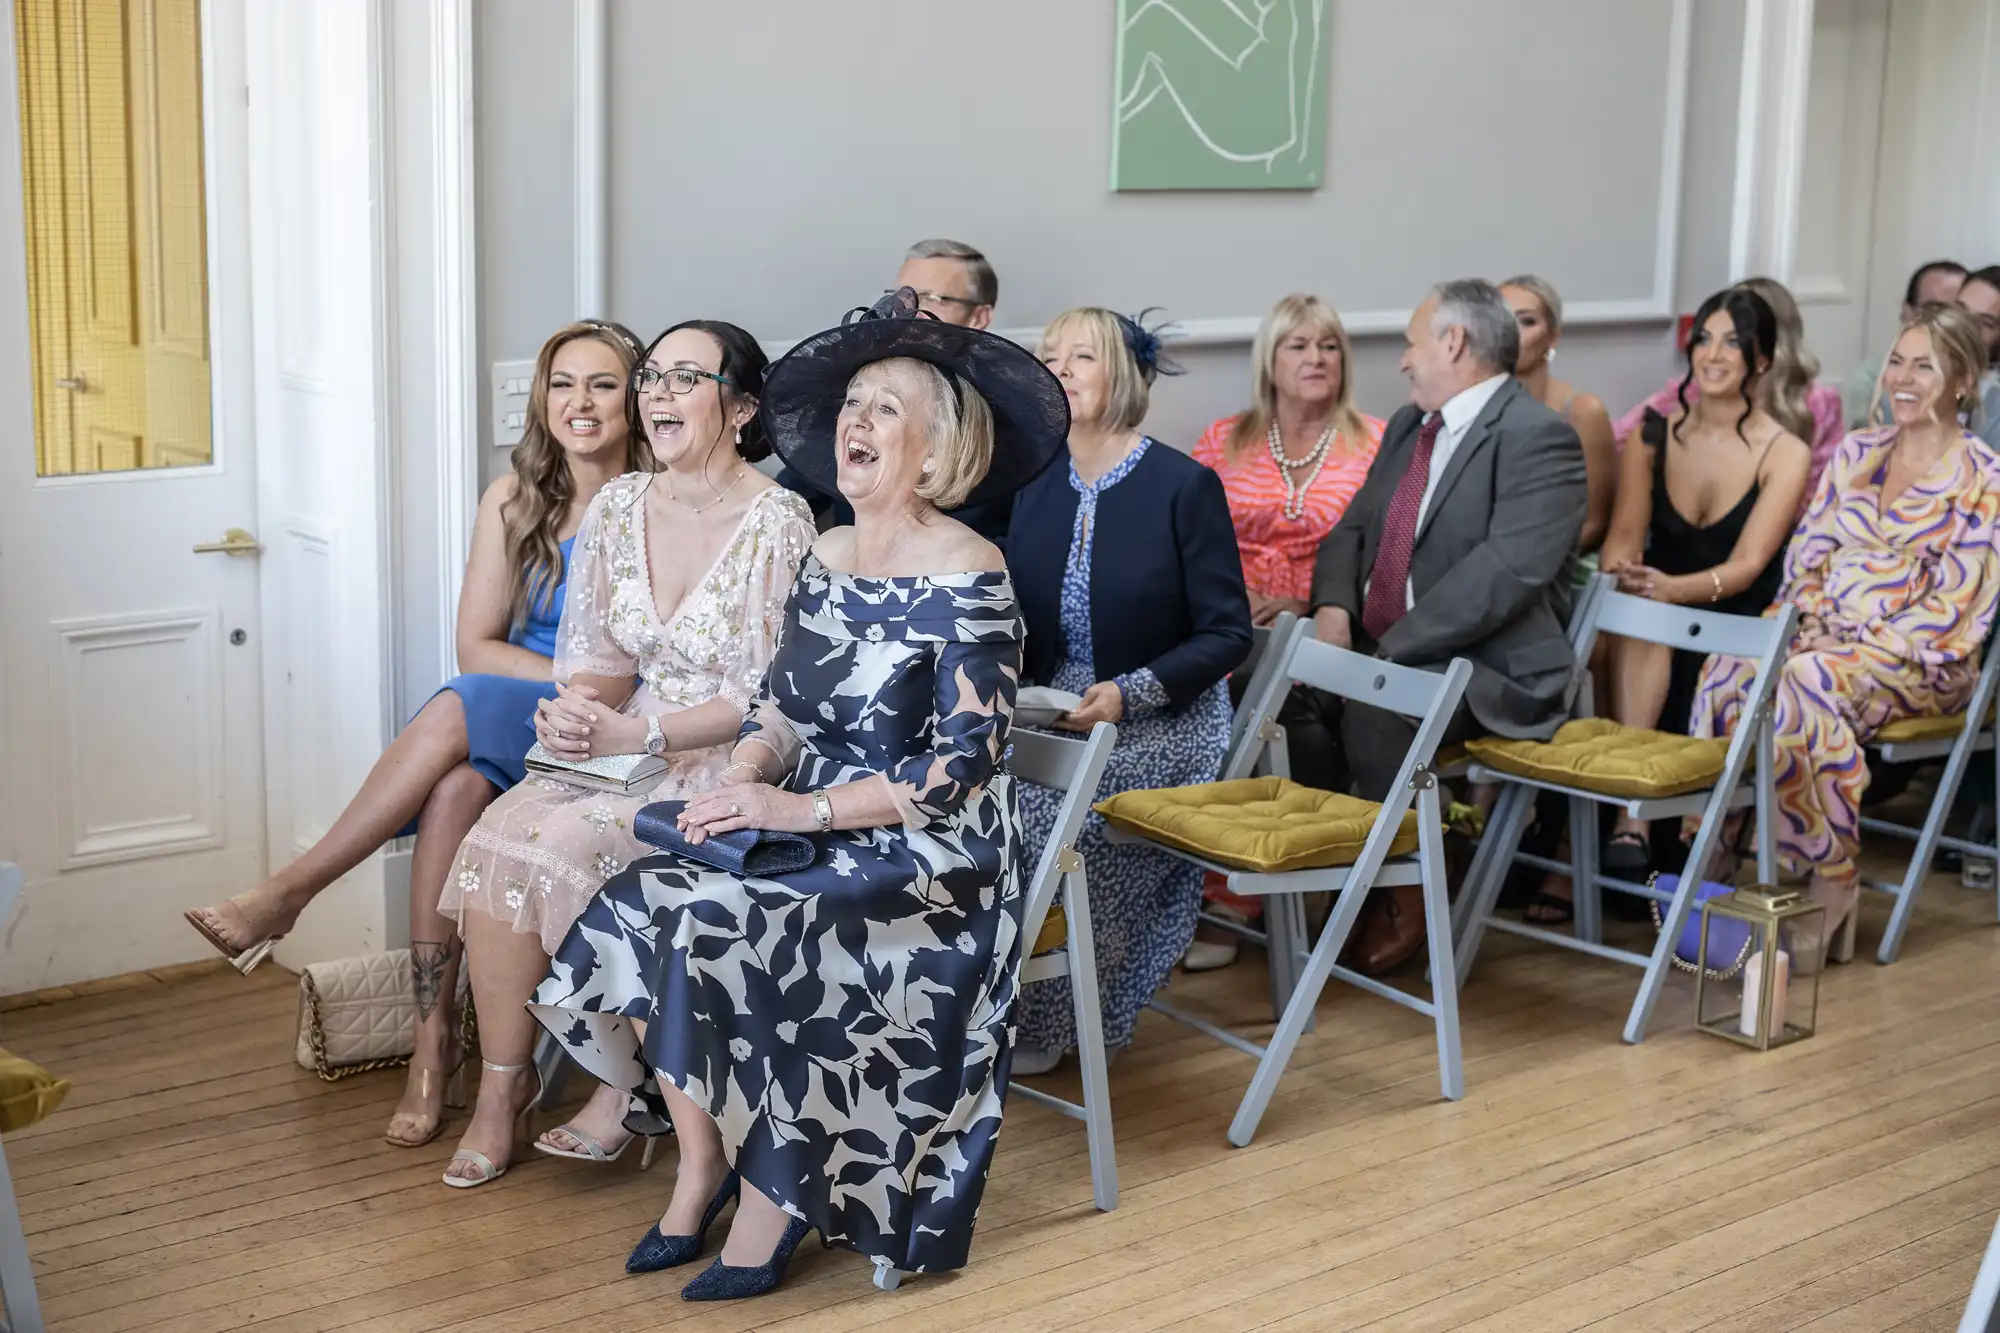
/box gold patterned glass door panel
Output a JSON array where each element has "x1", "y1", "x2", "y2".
[{"x1": 16, "y1": 0, "x2": 211, "y2": 477}]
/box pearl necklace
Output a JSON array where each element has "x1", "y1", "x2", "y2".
[{"x1": 1266, "y1": 420, "x2": 1336, "y2": 521}]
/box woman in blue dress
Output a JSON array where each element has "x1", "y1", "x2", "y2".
[
  {"x1": 183, "y1": 320, "x2": 652, "y2": 1146},
  {"x1": 529, "y1": 289, "x2": 1069, "y2": 1300},
  {"x1": 1006, "y1": 307, "x2": 1253, "y2": 1075}
]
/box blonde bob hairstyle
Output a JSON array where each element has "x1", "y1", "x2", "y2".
[
  {"x1": 858, "y1": 357, "x2": 996, "y2": 510},
  {"x1": 1224, "y1": 293, "x2": 1369, "y2": 462},
  {"x1": 1866, "y1": 304, "x2": 1991, "y2": 428},
  {"x1": 1039, "y1": 307, "x2": 1151, "y2": 433}
]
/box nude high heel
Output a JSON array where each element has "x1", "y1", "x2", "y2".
[
  {"x1": 441, "y1": 1060, "x2": 542, "y2": 1188},
  {"x1": 182, "y1": 908, "x2": 283, "y2": 975}
]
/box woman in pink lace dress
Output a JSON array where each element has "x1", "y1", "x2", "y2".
[
  {"x1": 1614, "y1": 276, "x2": 1842, "y2": 500},
  {"x1": 437, "y1": 320, "x2": 814, "y2": 1188}
]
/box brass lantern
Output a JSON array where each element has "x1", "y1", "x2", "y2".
[{"x1": 1692, "y1": 885, "x2": 1825, "y2": 1050}]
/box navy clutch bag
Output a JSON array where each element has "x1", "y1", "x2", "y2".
[{"x1": 633, "y1": 800, "x2": 818, "y2": 878}]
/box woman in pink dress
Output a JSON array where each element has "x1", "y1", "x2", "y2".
[{"x1": 1183, "y1": 294, "x2": 1384, "y2": 970}]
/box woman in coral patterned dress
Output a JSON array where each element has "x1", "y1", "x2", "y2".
[
  {"x1": 1183, "y1": 294, "x2": 1383, "y2": 969},
  {"x1": 1689, "y1": 307, "x2": 2000, "y2": 966}
]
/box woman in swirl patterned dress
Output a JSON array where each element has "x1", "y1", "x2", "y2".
[
  {"x1": 183, "y1": 320, "x2": 649, "y2": 1147},
  {"x1": 1183, "y1": 294, "x2": 1384, "y2": 970},
  {"x1": 1688, "y1": 306, "x2": 2000, "y2": 965},
  {"x1": 436, "y1": 320, "x2": 815, "y2": 1187},
  {"x1": 1007, "y1": 307, "x2": 1253, "y2": 1073},
  {"x1": 530, "y1": 289, "x2": 1068, "y2": 1299}
]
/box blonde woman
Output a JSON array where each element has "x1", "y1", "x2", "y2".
[
  {"x1": 529, "y1": 287, "x2": 1064, "y2": 1297},
  {"x1": 1008, "y1": 306, "x2": 1253, "y2": 1068},
  {"x1": 183, "y1": 320, "x2": 651, "y2": 1146},
  {"x1": 1501, "y1": 275, "x2": 1618, "y2": 566},
  {"x1": 1690, "y1": 305, "x2": 2000, "y2": 967},
  {"x1": 1184, "y1": 295, "x2": 1383, "y2": 968}
]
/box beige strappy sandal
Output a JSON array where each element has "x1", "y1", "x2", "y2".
[{"x1": 442, "y1": 1060, "x2": 542, "y2": 1188}]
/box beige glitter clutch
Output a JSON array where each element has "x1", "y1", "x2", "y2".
[{"x1": 523, "y1": 742, "x2": 668, "y2": 795}]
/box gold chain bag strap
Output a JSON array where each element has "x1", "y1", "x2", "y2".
[
  {"x1": 1644, "y1": 870, "x2": 1755, "y2": 981},
  {"x1": 294, "y1": 949, "x2": 473, "y2": 1082}
]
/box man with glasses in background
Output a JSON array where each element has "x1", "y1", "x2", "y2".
[{"x1": 775, "y1": 238, "x2": 1017, "y2": 539}]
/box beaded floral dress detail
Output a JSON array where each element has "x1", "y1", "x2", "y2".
[{"x1": 439, "y1": 474, "x2": 814, "y2": 953}]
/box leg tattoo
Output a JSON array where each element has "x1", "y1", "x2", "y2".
[{"x1": 410, "y1": 938, "x2": 461, "y2": 1022}]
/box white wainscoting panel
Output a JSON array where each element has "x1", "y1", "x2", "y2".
[{"x1": 51, "y1": 608, "x2": 226, "y2": 868}]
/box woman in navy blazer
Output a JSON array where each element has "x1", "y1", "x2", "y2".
[{"x1": 1008, "y1": 307, "x2": 1252, "y2": 1076}]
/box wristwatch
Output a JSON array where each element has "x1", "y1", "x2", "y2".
[
  {"x1": 644, "y1": 714, "x2": 667, "y2": 758},
  {"x1": 811, "y1": 790, "x2": 834, "y2": 832}
]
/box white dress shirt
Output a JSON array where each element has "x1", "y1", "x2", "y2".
[{"x1": 1402, "y1": 372, "x2": 1509, "y2": 607}]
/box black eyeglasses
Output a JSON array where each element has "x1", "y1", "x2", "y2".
[
  {"x1": 634, "y1": 365, "x2": 734, "y2": 395},
  {"x1": 887, "y1": 288, "x2": 982, "y2": 313}
]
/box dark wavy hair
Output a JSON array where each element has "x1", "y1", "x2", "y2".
[
  {"x1": 503, "y1": 320, "x2": 651, "y2": 633},
  {"x1": 634, "y1": 319, "x2": 774, "y2": 464},
  {"x1": 1673, "y1": 288, "x2": 1778, "y2": 448}
]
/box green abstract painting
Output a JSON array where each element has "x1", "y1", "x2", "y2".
[{"x1": 1111, "y1": 0, "x2": 1330, "y2": 192}]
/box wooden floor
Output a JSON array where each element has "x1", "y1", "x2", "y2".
[{"x1": 7, "y1": 856, "x2": 1999, "y2": 1333}]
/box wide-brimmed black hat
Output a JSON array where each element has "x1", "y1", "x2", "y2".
[{"x1": 761, "y1": 288, "x2": 1069, "y2": 507}]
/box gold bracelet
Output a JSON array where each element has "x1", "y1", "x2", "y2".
[
  {"x1": 1708, "y1": 570, "x2": 1723, "y2": 603},
  {"x1": 721, "y1": 760, "x2": 762, "y2": 782}
]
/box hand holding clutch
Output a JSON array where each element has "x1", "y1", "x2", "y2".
[{"x1": 633, "y1": 800, "x2": 818, "y2": 878}]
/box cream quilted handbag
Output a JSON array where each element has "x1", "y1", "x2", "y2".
[{"x1": 293, "y1": 949, "x2": 470, "y2": 1081}]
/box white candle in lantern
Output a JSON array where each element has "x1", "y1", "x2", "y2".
[{"x1": 1741, "y1": 949, "x2": 1790, "y2": 1039}]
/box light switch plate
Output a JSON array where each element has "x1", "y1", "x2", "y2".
[{"x1": 492, "y1": 360, "x2": 535, "y2": 447}]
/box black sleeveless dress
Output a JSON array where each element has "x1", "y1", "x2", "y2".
[{"x1": 1642, "y1": 408, "x2": 1788, "y2": 734}]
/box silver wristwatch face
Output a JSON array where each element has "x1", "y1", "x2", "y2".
[{"x1": 646, "y1": 718, "x2": 666, "y2": 756}]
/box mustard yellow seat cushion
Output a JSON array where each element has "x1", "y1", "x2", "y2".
[
  {"x1": 1032, "y1": 906, "x2": 1068, "y2": 957},
  {"x1": 1873, "y1": 712, "x2": 1968, "y2": 745},
  {"x1": 1094, "y1": 776, "x2": 1419, "y2": 874},
  {"x1": 1465, "y1": 718, "x2": 1730, "y2": 799},
  {"x1": 0, "y1": 1046, "x2": 70, "y2": 1134}
]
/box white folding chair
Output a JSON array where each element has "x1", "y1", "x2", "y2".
[
  {"x1": 1007, "y1": 722, "x2": 1120, "y2": 1216},
  {"x1": 1115, "y1": 637, "x2": 1474, "y2": 1146},
  {"x1": 0, "y1": 863, "x2": 44, "y2": 1333},
  {"x1": 1858, "y1": 644, "x2": 2000, "y2": 962},
  {"x1": 1454, "y1": 585, "x2": 1798, "y2": 1044}
]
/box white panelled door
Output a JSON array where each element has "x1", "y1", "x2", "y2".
[{"x1": 0, "y1": 0, "x2": 267, "y2": 991}]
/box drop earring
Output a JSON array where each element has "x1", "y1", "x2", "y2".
[{"x1": 734, "y1": 426, "x2": 743, "y2": 445}]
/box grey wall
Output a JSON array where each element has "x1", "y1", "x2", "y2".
[{"x1": 476, "y1": 0, "x2": 1746, "y2": 481}]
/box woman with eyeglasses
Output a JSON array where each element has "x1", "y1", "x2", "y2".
[{"x1": 436, "y1": 319, "x2": 815, "y2": 1188}]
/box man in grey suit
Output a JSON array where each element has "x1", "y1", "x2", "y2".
[{"x1": 1311, "y1": 278, "x2": 1587, "y2": 972}]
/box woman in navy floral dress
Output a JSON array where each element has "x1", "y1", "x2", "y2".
[
  {"x1": 530, "y1": 290, "x2": 1069, "y2": 1300},
  {"x1": 1007, "y1": 307, "x2": 1253, "y2": 1073}
]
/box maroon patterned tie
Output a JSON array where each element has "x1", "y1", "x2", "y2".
[{"x1": 1360, "y1": 412, "x2": 1444, "y2": 643}]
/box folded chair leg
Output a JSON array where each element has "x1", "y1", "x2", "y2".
[
  {"x1": 1061, "y1": 859, "x2": 1118, "y2": 1212},
  {"x1": 534, "y1": 1030, "x2": 572, "y2": 1112},
  {"x1": 1877, "y1": 716, "x2": 1981, "y2": 964},
  {"x1": 1228, "y1": 861, "x2": 1376, "y2": 1148},
  {"x1": 1417, "y1": 782, "x2": 1464, "y2": 1101},
  {"x1": 1569, "y1": 795, "x2": 1602, "y2": 945},
  {"x1": 1455, "y1": 784, "x2": 1536, "y2": 988},
  {"x1": 1263, "y1": 892, "x2": 1315, "y2": 1033},
  {"x1": 0, "y1": 1135, "x2": 43, "y2": 1333}
]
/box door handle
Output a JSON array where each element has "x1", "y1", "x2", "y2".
[
  {"x1": 55, "y1": 375, "x2": 87, "y2": 391},
  {"x1": 193, "y1": 527, "x2": 262, "y2": 557}
]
